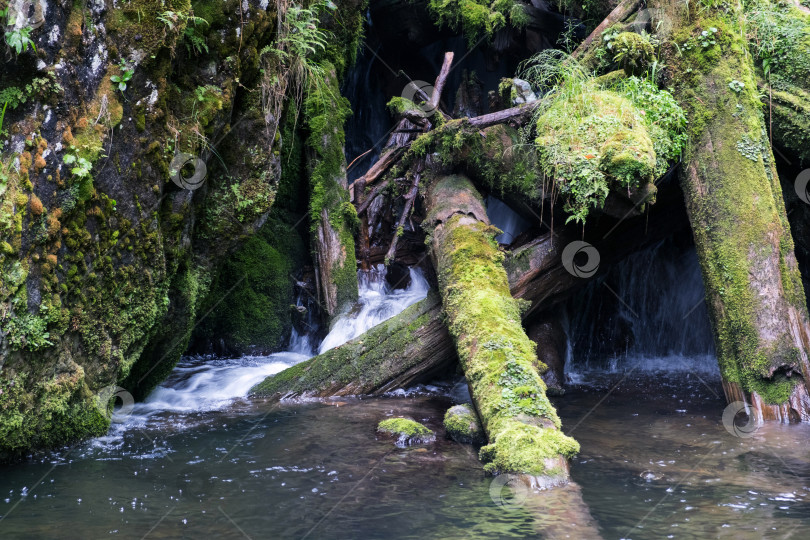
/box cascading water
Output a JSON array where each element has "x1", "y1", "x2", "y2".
[
  {"x1": 485, "y1": 196, "x2": 531, "y2": 245},
  {"x1": 129, "y1": 265, "x2": 429, "y2": 416},
  {"x1": 566, "y1": 234, "x2": 718, "y2": 376},
  {"x1": 319, "y1": 265, "x2": 430, "y2": 353}
]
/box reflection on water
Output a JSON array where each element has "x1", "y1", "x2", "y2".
[{"x1": 1, "y1": 368, "x2": 809, "y2": 539}]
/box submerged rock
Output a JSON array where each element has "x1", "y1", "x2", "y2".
[
  {"x1": 443, "y1": 404, "x2": 486, "y2": 445},
  {"x1": 377, "y1": 418, "x2": 436, "y2": 447}
]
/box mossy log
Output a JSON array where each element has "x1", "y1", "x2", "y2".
[
  {"x1": 250, "y1": 291, "x2": 455, "y2": 398},
  {"x1": 425, "y1": 174, "x2": 578, "y2": 483},
  {"x1": 659, "y1": 1, "x2": 810, "y2": 420}
]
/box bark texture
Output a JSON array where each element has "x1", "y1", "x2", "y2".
[
  {"x1": 659, "y1": 1, "x2": 810, "y2": 420},
  {"x1": 425, "y1": 174, "x2": 578, "y2": 483}
]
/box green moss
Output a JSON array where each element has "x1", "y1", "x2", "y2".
[
  {"x1": 193, "y1": 211, "x2": 306, "y2": 354},
  {"x1": 428, "y1": 176, "x2": 578, "y2": 477},
  {"x1": 535, "y1": 89, "x2": 656, "y2": 223},
  {"x1": 426, "y1": 0, "x2": 528, "y2": 46},
  {"x1": 304, "y1": 63, "x2": 358, "y2": 312},
  {"x1": 444, "y1": 404, "x2": 486, "y2": 445},
  {"x1": 250, "y1": 292, "x2": 445, "y2": 397},
  {"x1": 666, "y1": 1, "x2": 809, "y2": 403},
  {"x1": 377, "y1": 418, "x2": 436, "y2": 446}
]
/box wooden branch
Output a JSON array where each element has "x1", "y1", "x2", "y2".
[
  {"x1": 571, "y1": 0, "x2": 643, "y2": 59},
  {"x1": 385, "y1": 166, "x2": 422, "y2": 263},
  {"x1": 350, "y1": 146, "x2": 406, "y2": 201},
  {"x1": 356, "y1": 178, "x2": 393, "y2": 215},
  {"x1": 467, "y1": 102, "x2": 539, "y2": 128},
  {"x1": 429, "y1": 52, "x2": 454, "y2": 110}
]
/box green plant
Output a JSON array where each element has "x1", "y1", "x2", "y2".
[
  {"x1": 63, "y1": 153, "x2": 93, "y2": 177},
  {"x1": 110, "y1": 60, "x2": 134, "y2": 92},
  {"x1": 183, "y1": 20, "x2": 209, "y2": 55},
  {"x1": 157, "y1": 10, "x2": 208, "y2": 32},
  {"x1": 728, "y1": 79, "x2": 745, "y2": 93},
  {"x1": 2, "y1": 8, "x2": 37, "y2": 55},
  {"x1": 259, "y1": 0, "x2": 335, "y2": 141},
  {"x1": 612, "y1": 32, "x2": 654, "y2": 76}
]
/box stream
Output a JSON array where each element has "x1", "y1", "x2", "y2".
[{"x1": 1, "y1": 266, "x2": 809, "y2": 538}]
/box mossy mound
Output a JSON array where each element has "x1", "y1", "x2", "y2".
[
  {"x1": 612, "y1": 32, "x2": 654, "y2": 75},
  {"x1": 444, "y1": 404, "x2": 486, "y2": 445},
  {"x1": 377, "y1": 418, "x2": 436, "y2": 447},
  {"x1": 535, "y1": 89, "x2": 656, "y2": 223}
]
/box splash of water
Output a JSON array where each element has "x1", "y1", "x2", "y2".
[
  {"x1": 318, "y1": 265, "x2": 429, "y2": 354},
  {"x1": 135, "y1": 265, "x2": 429, "y2": 415}
]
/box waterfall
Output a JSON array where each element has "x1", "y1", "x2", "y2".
[
  {"x1": 137, "y1": 265, "x2": 429, "y2": 414},
  {"x1": 318, "y1": 265, "x2": 430, "y2": 353},
  {"x1": 485, "y1": 196, "x2": 530, "y2": 245},
  {"x1": 566, "y1": 235, "x2": 718, "y2": 375}
]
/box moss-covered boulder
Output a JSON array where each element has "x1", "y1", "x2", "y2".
[
  {"x1": 444, "y1": 404, "x2": 486, "y2": 445},
  {"x1": 377, "y1": 418, "x2": 436, "y2": 447}
]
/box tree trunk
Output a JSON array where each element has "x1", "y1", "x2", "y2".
[
  {"x1": 425, "y1": 174, "x2": 578, "y2": 484},
  {"x1": 250, "y1": 292, "x2": 455, "y2": 398},
  {"x1": 659, "y1": 1, "x2": 810, "y2": 421}
]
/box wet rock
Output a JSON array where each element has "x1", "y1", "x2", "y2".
[
  {"x1": 443, "y1": 404, "x2": 486, "y2": 445},
  {"x1": 377, "y1": 418, "x2": 436, "y2": 447}
]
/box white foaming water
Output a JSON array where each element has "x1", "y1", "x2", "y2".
[
  {"x1": 136, "y1": 352, "x2": 308, "y2": 414},
  {"x1": 129, "y1": 265, "x2": 428, "y2": 417},
  {"x1": 318, "y1": 265, "x2": 429, "y2": 354}
]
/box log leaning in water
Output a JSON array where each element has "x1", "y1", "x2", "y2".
[
  {"x1": 424, "y1": 174, "x2": 578, "y2": 483},
  {"x1": 656, "y1": 0, "x2": 810, "y2": 421},
  {"x1": 250, "y1": 291, "x2": 456, "y2": 398}
]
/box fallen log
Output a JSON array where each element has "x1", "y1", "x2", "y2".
[
  {"x1": 250, "y1": 292, "x2": 455, "y2": 398},
  {"x1": 657, "y1": 0, "x2": 810, "y2": 421},
  {"x1": 425, "y1": 174, "x2": 578, "y2": 484}
]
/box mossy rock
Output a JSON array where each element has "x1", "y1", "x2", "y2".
[
  {"x1": 377, "y1": 418, "x2": 436, "y2": 447},
  {"x1": 443, "y1": 404, "x2": 486, "y2": 445}
]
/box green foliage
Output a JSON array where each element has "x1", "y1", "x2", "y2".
[
  {"x1": 745, "y1": 0, "x2": 810, "y2": 82},
  {"x1": 728, "y1": 79, "x2": 745, "y2": 93},
  {"x1": 425, "y1": 0, "x2": 528, "y2": 46},
  {"x1": 110, "y1": 60, "x2": 134, "y2": 92},
  {"x1": 63, "y1": 153, "x2": 93, "y2": 178},
  {"x1": 182, "y1": 12, "x2": 210, "y2": 55},
  {"x1": 157, "y1": 9, "x2": 207, "y2": 31},
  {"x1": 612, "y1": 32, "x2": 654, "y2": 76},
  {"x1": 608, "y1": 76, "x2": 688, "y2": 176},
  {"x1": 1, "y1": 8, "x2": 36, "y2": 55}
]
